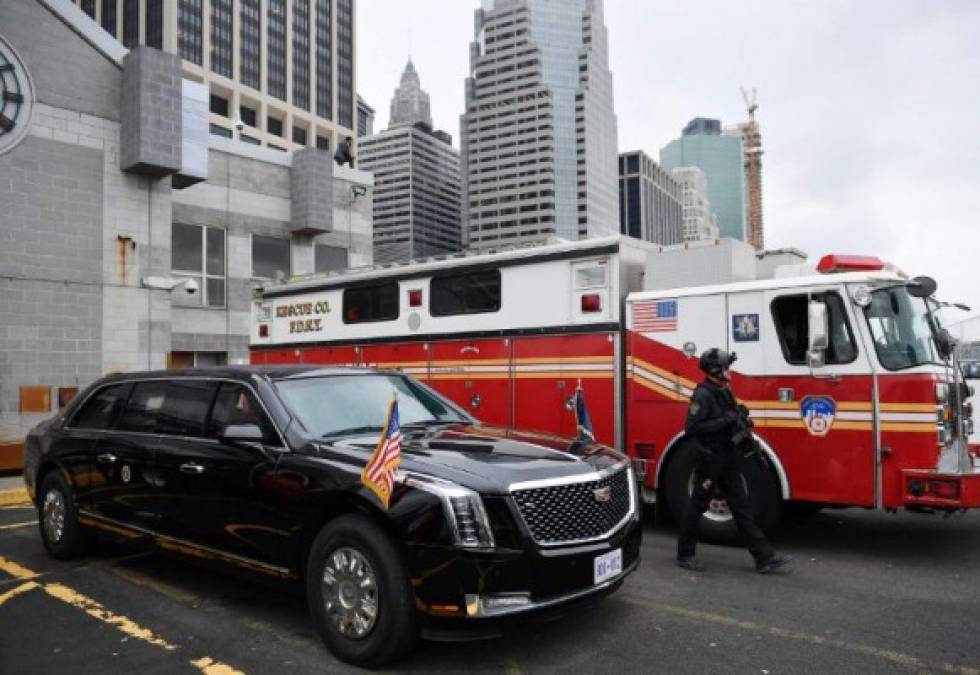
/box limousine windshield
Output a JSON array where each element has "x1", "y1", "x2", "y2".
[{"x1": 274, "y1": 373, "x2": 468, "y2": 438}]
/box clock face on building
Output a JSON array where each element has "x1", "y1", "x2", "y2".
[{"x1": 0, "y1": 34, "x2": 34, "y2": 155}]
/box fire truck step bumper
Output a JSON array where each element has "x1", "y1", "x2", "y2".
[{"x1": 902, "y1": 469, "x2": 980, "y2": 509}]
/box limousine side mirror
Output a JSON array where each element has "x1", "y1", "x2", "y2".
[{"x1": 221, "y1": 424, "x2": 265, "y2": 445}]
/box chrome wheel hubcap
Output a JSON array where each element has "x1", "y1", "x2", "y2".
[
  {"x1": 321, "y1": 547, "x2": 378, "y2": 639},
  {"x1": 42, "y1": 489, "x2": 66, "y2": 543}
]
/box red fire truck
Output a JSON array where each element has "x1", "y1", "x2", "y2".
[{"x1": 250, "y1": 236, "x2": 980, "y2": 534}]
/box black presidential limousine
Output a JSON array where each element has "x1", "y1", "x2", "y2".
[{"x1": 23, "y1": 366, "x2": 641, "y2": 667}]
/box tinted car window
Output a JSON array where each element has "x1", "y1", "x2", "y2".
[
  {"x1": 117, "y1": 381, "x2": 169, "y2": 433},
  {"x1": 156, "y1": 381, "x2": 218, "y2": 437},
  {"x1": 207, "y1": 383, "x2": 280, "y2": 446},
  {"x1": 71, "y1": 383, "x2": 130, "y2": 430}
]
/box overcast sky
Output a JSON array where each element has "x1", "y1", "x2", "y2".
[{"x1": 358, "y1": 0, "x2": 980, "y2": 316}]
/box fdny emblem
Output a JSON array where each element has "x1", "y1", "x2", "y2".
[
  {"x1": 733, "y1": 314, "x2": 760, "y2": 342},
  {"x1": 593, "y1": 486, "x2": 612, "y2": 503},
  {"x1": 800, "y1": 396, "x2": 836, "y2": 436}
]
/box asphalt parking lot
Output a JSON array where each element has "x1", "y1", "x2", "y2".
[{"x1": 1, "y1": 487, "x2": 978, "y2": 675}]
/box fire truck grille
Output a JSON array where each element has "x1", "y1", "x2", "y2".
[{"x1": 511, "y1": 467, "x2": 632, "y2": 545}]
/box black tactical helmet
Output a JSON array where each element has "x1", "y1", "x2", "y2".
[{"x1": 699, "y1": 348, "x2": 737, "y2": 378}]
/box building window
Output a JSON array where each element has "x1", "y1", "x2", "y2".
[
  {"x1": 239, "y1": 105, "x2": 257, "y2": 127},
  {"x1": 240, "y1": 0, "x2": 262, "y2": 90},
  {"x1": 315, "y1": 0, "x2": 332, "y2": 120},
  {"x1": 292, "y1": 126, "x2": 307, "y2": 145},
  {"x1": 771, "y1": 293, "x2": 857, "y2": 366},
  {"x1": 167, "y1": 351, "x2": 228, "y2": 369},
  {"x1": 80, "y1": 0, "x2": 96, "y2": 20},
  {"x1": 178, "y1": 0, "x2": 203, "y2": 65},
  {"x1": 430, "y1": 270, "x2": 501, "y2": 317},
  {"x1": 267, "y1": 117, "x2": 283, "y2": 137},
  {"x1": 210, "y1": 0, "x2": 233, "y2": 77},
  {"x1": 209, "y1": 123, "x2": 233, "y2": 138},
  {"x1": 252, "y1": 235, "x2": 291, "y2": 279},
  {"x1": 240, "y1": 134, "x2": 260, "y2": 145},
  {"x1": 316, "y1": 135, "x2": 330, "y2": 150},
  {"x1": 267, "y1": 0, "x2": 287, "y2": 101},
  {"x1": 145, "y1": 0, "x2": 164, "y2": 49},
  {"x1": 101, "y1": 0, "x2": 117, "y2": 37},
  {"x1": 343, "y1": 283, "x2": 398, "y2": 324},
  {"x1": 337, "y1": 0, "x2": 354, "y2": 129},
  {"x1": 292, "y1": 0, "x2": 311, "y2": 110},
  {"x1": 172, "y1": 223, "x2": 227, "y2": 308},
  {"x1": 315, "y1": 244, "x2": 347, "y2": 273},
  {"x1": 122, "y1": 0, "x2": 140, "y2": 48},
  {"x1": 209, "y1": 94, "x2": 229, "y2": 117}
]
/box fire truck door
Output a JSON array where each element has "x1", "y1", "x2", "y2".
[
  {"x1": 761, "y1": 288, "x2": 875, "y2": 506},
  {"x1": 429, "y1": 339, "x2": 511, "y2": 428},
  {"x1": 299, "y1": 345, "x2": 359, "y2": 366},
  {"x1": 512, "y1": 333, "x2": 616, "y2": 444},
  {"x1": 359, "y1": 343, "x2": 430, "y2": 382},
  {"x1": 726, "y1": 291, "x2": 767, "y2": 409}
]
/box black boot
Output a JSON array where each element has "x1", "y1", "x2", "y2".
[{"x1": 756, "y1": 553, "x2": 792, "y2": 574}]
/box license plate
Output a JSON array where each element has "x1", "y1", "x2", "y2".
[{"x1": 594, "y1": 548, "x2": 622, "y2": 584}]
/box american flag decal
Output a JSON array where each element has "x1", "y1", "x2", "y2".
[
  {"x1": 632, "y1": 300, "x2": 678, "y2": 332},
  {"x1": 361, "y1": 397, "x2": 402, "y2": 509}
]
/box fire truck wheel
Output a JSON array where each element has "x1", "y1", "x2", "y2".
[{"x1": 665, "y1": 441, "x2": 782, "y2": 542}]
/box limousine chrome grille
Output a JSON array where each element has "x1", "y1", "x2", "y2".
[{"x1": 510, "y1": 465, "x2": 633, "y2": 546}]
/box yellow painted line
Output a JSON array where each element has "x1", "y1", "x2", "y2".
[
  {"x1": 513, "y1": 356, "x2": 613, "y2": 364},
  {"x1": 880, "y1": 402, "x2": 938, "y2": 412},
  {"x1": 625, "y1": 597, "x2": 980, "y2": 675},
  {"x1": 0, "y1": 488, "x2": 29, "y2": 507},
  {"x1": 629, "y1": 356, "x2": 698, "y2": 389},
  {"x1": 0, "y1": 555, "x2": 39, "y2": 580},
  {"x1": 191, "y1": 657, "x2": 245, "y2": 675},
  {"x1": 431, "y1": 358, "x2": 511, "y2": 366},
  {"x1": 836, "y1": 402, "x2": 874, "y2": 412},
  {"x1": 43, "y1": 581, "x2": 179, "y2": 650},
  {"x1": 369, "y1": 360, "x2": 429, "y2": 368},
  {"x1": 514, "y1": 371, "x2": 613, "y2": 380},
  {"x1": 428, "y1": 373, "x2": 508, "y2": 381},
  {"x1": 0, "y1": 520, "x2": 37, "y2": 531},
  {"x1": 631, "y1": 373, "x2": 688, "y2": 402},
  {"x1": 881, "y1": 422, "x2": 937, "y2": 433},
  {"x1": 0, "y1": 580, "x2": 39, "y2": 606}
]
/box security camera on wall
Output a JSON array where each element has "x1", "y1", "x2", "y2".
[
  {"x1": 234, "y1": 118, "x2": 245, "y2": 132},
  {"x1": 183, "y1": 278, "x2": 199, "y2": 295}
]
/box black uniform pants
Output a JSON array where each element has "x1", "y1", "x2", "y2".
[{"x1": 677, "y1": 447, "x2": 774, "y2": 563}]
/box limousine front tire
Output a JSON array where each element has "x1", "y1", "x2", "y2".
[
  {"x1": 38, "y1": 471, "x2": 86, "y2": 560},
  {"x1": 306, "y1": 513, "x2": 419, "y2": 667}
]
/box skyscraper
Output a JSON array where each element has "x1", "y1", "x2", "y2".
[
  {"x1": 618, "y1": 151, "x2": 683, "y2": 245},
  {"x1": 357, "y1": 94, "x2": 375, "y2": 137},
  {"x1": 670, "y1": 166, "x2": 719, "y2": 242},
  {"x1": 70, "y1": 0, "x2": 357, "y2": 152},
  {"x1": 359, "y1": 61, "x2": 462, "y2": 263},
  {"x1": 660, "y1": 117, "x2": 745, "y2": 241},
  {"x1": 725, "y1": 90, "x2": 764, "y2": 250},
  {"x1": 460, "y1": 0, "x2": 619, "y2": 249}
]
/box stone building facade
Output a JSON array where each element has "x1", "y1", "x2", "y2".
[{"x1": 0, "y1": 0, "x2": 372, "y2": 470}]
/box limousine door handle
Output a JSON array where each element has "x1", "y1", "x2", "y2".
[
  {"x1": 179, "y1": 463, "x2": 206, "y2": 475},
  {"x1": 96, "y1": 452, "x2": 118, "y2": 464}
]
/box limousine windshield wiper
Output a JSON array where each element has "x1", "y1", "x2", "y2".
[{"x1": 320, "y1": 425, "x2": 384, "y2": 439}]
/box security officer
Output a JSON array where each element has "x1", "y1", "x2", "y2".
[{"x1": 676, "y1": 348, "x2": 791, "y2": 574}]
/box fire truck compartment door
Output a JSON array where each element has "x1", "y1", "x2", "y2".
[
  {"x1": 429, "y1": 339, "x2": 511, "y2": 428},
  {"x1": 761, "y1": 287, "x2": 875, "y2": 506}
]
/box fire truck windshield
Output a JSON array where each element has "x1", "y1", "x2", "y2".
[
  {"x1": 275, "y1": 374, "x2": 469, "y2": 439},
  {"x1": 863, "y1": 286, "x2": 940, "y2": 370}
]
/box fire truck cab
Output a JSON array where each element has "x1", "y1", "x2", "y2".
[{"x1": 626, "y1": 254, "x2": 980, "y2": 533}]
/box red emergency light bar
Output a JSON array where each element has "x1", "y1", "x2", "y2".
[{"x1": 817, "y1": 255, "x2": 886, "y2": 274}]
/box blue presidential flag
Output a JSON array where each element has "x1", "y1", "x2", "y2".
[{"x1": 574, "y1": 384, "x2": 595, "y2": 441}]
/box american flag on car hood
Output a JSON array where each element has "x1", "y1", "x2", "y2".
[
  {"x1": 361, "y1": 396, "x2": 402, "y2": 509},
  {"x1": 632, "y1": 300, "x2": 678, "y2": 332}
]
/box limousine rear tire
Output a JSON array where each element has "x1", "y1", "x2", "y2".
[
  {"x1": 38, "y1": 471, "x2": 86, "y2": 560},
  {"x1": 306, "y1": 514, "x2": 419, "y2": 667}
]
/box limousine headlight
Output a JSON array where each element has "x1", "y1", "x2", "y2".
[{"x1": 404, "y1": 474, "x2": 495, "y2": 549}]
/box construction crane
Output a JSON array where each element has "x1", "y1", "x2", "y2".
[
  {"x1": 739, "y1": 86, "x2": 763, "y2": 250},
  {"x1": 741, "y1": 86, "x2": 758, "y2": 121}
]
